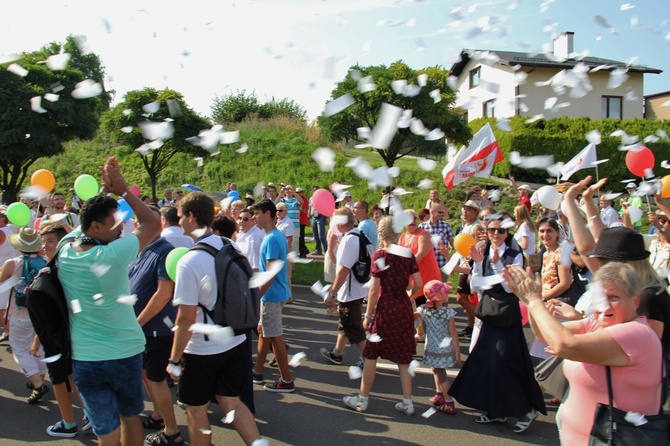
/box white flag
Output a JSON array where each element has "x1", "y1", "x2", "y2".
[
  {"x1": 560, "y1": 143, "x2": 597, "y2": 181},
  {"x1": 442, "y1": 123, "x2": 504, "y2": 189}
]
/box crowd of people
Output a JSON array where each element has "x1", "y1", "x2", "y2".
[{"x1": 0, "y1": 167, "x2": 668, "y2": 445}]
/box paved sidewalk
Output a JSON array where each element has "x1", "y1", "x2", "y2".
[{"x1": 0, "y1": 287, "x2": 560, "y2": 445}]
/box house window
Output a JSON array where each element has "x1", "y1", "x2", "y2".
[
  {"x1": 602, "y1": 96, "x2": 622, "y2": 119},
  {"x1": 469, "y1": 67, "x2": 480, "y2": 89},
  {"x1": 483, "y1": 99, "x2": 495, "y2": 118}
]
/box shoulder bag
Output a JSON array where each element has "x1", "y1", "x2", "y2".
[{"x1": 589, "y1": 366, "x2": 670, "y2": 445}]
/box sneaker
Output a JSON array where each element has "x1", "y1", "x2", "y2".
[
  {"x1": 252, "y1": 371, "x2": 264, "y2": 385},
  {"x1": 458, "y1": 326, "x2": 473, "y2": 339},
  {"x1": 264, "y1": 378, "x2": 295, "y2": 393},
  {"x1": 145, "y1": 428, "x2": 184, "y2": 446},
  {"x1": 27, "y1": 383, "x2": 49, "y2": 404},
  {"x1": 81, "y1": 415, "x2": 92, "y2": 432},
  {"x1": 343, "y1": 395, "x2": 368, "y2": 412},
  {"x1": 320, "y1": 347, "x2": 343, "y2": 365},
  {"x1": 429, "y1": 392, "x2": 446, "y2": 406},
  {"x1": 437, "y1": 401, "x2": 457, "y2": 415},
  {"x1": 395, "y1": 399, "x2": 415, "y2": 416},
  {"x1": 47, "y1": 420, "x2": 78, "y2": 438}
]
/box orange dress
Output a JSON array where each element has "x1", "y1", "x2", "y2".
[{"x1": 399, "y1": 228, "x2": 441, "y2": 293}]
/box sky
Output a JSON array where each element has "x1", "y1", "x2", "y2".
[{"x1": 2, "y1": 0, "x2": 669, "y2": 122}]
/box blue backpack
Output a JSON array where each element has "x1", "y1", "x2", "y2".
[{"x1": 14, "y1": 254, "x2": 47, "y2": 308}]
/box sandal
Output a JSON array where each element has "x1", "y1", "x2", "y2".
[
  {"x1": 513, "y1": 409, "x2": 538, "y2": 434},
  {"x1": 475, "y1": 413, "x2": 507, "y2": 424},
  {"x1": 145, "y1": 428, "x2": 184, "y2": 446},
  {"x1": 141, "y1": 414, "x2": 165, "y2": 429}
]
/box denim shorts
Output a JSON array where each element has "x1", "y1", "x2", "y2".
[{"x1": 73, "y1": 353, "x2": 144, "y2": 437}]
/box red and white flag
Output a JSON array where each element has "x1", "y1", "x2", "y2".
[
  {"x1": 559, "y1": 143, "x2": 597, "y2": 181},
  {"x1": 442, "y1": 123, "x2": 504, "y2": 189}
]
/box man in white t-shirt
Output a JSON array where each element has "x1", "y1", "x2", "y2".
[
  {"x1": 599, "y1": 196, "x2": 619, "y2": 228},
  {"x1": 235, "y1": 208, "x2": 263, "y2": 271},
  {"x1": 320, "y1": 207, "x2": 367, "y2": 366},
  {"x1": 167, "y1": 192, "x2": 265, "y2": 446},
  {"x1": 159, "y1": 206, "x2": 194, "y2": 249}
]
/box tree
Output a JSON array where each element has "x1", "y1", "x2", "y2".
[
  {"x1": 318, "y1": 61, "x2": 472, "y2": 168},
  {"x1": 211, "y1": 90, "x2": 307, "y2": 125},
  {"x1": 101, "y1": 88, "x2": 211, "y2": 200},
  {"x1": 0, "y1": 41, "x2": 104, "y2": 203}
]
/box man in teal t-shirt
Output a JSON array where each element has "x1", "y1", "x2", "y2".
[{"x1": 58, "y1": 157, "x2": 161, "y2": 443}]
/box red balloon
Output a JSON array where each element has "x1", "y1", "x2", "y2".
[
  {"x1": 625, "y1": 146, "x2": 655, "y2": 178},
  {"x1": 519, "y1": 301, "x2": 529, "y2": 326},
  {"x1": 312, "y1": 189, "x2": 336, "y2": 217},
  {"x1": 128, "y1": 185, "x2": 141, "y2": 197}
]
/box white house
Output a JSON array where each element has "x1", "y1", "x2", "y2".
[{"x1": 449, "y1": 32, "x2": 662, "y2": 122}]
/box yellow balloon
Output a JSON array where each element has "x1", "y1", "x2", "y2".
[
  {"x1": 454, "y1": 232, "x2": 476, "y2": 257},
  {"x1": 662, "y1": 175, "x2": 670, "y2": 199}
]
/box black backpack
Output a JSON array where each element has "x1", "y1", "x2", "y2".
[
  {"x1": 190, "y1": 237, "x2": 261, "y2": 333},
  {"x1": 346, "y1": 231, "x2": 373, "y2": 284},
  {"x1": 26, "y1": 251, "x2": 71, "y2": 359}
]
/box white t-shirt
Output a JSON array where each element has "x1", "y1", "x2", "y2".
[
  {"x1": 236, "y1": 225, "x2": 264, "y2": 270},
  {"x1": 600, "y1": 206, "x2": 619, "y2": 228},
  {"x1": 174, "y1": 234, "x2": 246, "y2": 355},
  {"x1": 160, "y1": 226, "x2": 195, "y2": 249},
  {"x1": 335, "y1": 228, "x2": 367, "y2": 303},
  {"x1": 276, "y1": 215, "x2": 294, "y2": 239},
  {"x1": 514, "y1": 222, "x2": 536, "y2": 255}
]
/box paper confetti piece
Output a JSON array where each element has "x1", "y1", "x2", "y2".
[
  {"x1": 163, "y1": 316, "x2": 174, "y2": 328},
  {"x1": 560, "y1": 241, "x2": 575, "y2": 266},
  {"x1": 422, "y1": 407, "x2": 437, "y2": 418},
  {"x1": 348, "y1": 365, "x2": 363, "y2": 380},
  {"x1": 236, "y1": 143, "x2": 249, "y2": 154},
  {"x1": 7, "y1": 63, "x2": 28, "y2": 77},
  {"x1": 220, "y1": 130, "x2": 240, "y2": 144},
  {"x1": 368, "y1": 103, "x2": 402, "y2": 149},
  {"x1": 199, "y1": 428, "x2": 211, "y2": 435},
  {"x1": 471, "y1": 274, "x2": 504, "y2": 290},
  {"x1": 71, "y1": 299, "x2": 82, "y2": 314},
  {"x1": 30, "y1": 96, "x2": 47, "y2": 113},
  {"x1": 288, "y1": 351, "x2": 307, "y2": 367},
  {"x1": 374, "y1": 258, "x2": 390, "y2": 271},
  {"x1": 90, "y1": 264, "x2": 112, "y2": 277},
  {"x1": 142, "y1": 102, "x2": 160, "y2": 114},
  {"x1": 588, "y1": 281, "x2": 610, "y2": 313},
  {"x1": 222, "y1": 410, "x2": 236, "y2": 424},
  {"x1": 311, "y1": 147, "x2": 336, "y2": 172},
  {"x1": 41, "y1": 354, "x2": 62, "y2": 363},
  {"x1": 417, "y1": 179, "x2": 433, "y2": 189},
  {"x1": 442, "y1": 253, "x2": 462, "y2": 275},
  {"x1": 71, "y1": 79, "x2": 103, "y2": 99},
  {"x1": 323, "y1": 94, "x2": 355, "y2": 117},
  {"x1": 408, "y1": 359, "x2": 421, "y2": 377},
  {"x1": 117, "y1": 294, "x2": 138, "y2": 305},
  {"x1": 287, "y1": 251, "x2": 313, "y2": 264},
  {"x1": 249, "y1": 260, "x2": 285, "y2": 289},
  {"x1": 367, "y1": 333, "x2": 382, "y2": 343},
  {"x1": 92, "y1": 293, "x2": 103, "y2": 300},
  {"x1": 439, "y1": 337, "x2": 452, "y2": 348},
  {"x1": 417, "y1": 159, "x2": 437, "y2": 171}
]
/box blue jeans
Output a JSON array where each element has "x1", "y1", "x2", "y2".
[
  {"x1": 73, "y1": 353, "x2": 144, "y2": 437},
  {"x1": 312, "y1": 215, "x2": 327, "y2": 254}
]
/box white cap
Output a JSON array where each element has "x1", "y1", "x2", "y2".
[
  {"x1": 626, "y1": 182, "x2": 637, "y2": 189},
  {"x1": 517, "y1": 184, "x2": 531, "y2": 191}
]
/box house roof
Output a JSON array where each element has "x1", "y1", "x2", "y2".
[
  {"x1": 450, "y1": 49, "x2": 663, "y2": 77},
  {"x1": 644, "y1": 90, "x2": 670, "y2": 99}
]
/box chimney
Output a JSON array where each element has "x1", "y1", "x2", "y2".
[{"x1": 553, "y1": 31, "x2": 574, "y2": 60}]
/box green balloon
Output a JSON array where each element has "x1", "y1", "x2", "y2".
[
  {"x1": 6, "y1": 202, "x2": 30, "y2": 227},
  {"x1": 166, "y1": 247, "x2": 190, "y2": 282},
  {"x1": 74, "y1": 174, "x2": 99, "y2": 201}
]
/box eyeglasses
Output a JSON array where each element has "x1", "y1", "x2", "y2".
[
  {"x1": 238, "y1": 217, "x2": 251, "y2": 222},
  {"x1": 487, "y1": 227, "x2": 507, "y2": 234}
]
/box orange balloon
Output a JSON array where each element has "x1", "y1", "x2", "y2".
[
  {"x1": 31, "y1": 169, "x2": 55, "y2": 192},
  {"x1": 662, "y1": 175, "x2": 670, "y2": 199},
  {"x1": 454, "y1": 232, "x2": 476, "y2": 257}
]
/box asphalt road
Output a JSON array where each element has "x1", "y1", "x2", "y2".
[{"x1": 0, "y1": 287, "x2": 561, "y2": 446}]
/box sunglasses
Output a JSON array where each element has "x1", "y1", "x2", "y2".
[
  {"x1": 487, "y1": 227, "x2": 507, "y2": 234},
  {"x1": 238, "y1": 217, "x2": 251, "y2": 222},
  {"x1": 660, "y1": 218, "x2": 669, "y2": 225}
]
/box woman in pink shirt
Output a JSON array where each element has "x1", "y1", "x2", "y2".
[{"x1": 505, "y1": 262, "x2": 662, "y2": 445}]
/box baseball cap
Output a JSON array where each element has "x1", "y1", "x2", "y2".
[{"x1": 518, "y1": 184, "x2": 531, "y2": 191}]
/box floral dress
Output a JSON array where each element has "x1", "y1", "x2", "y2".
[
  {"x1": 363, "y1": 249, "x2": 419, "y2": 364},
  {"x1": 418, "y1": 305, "x2": 457, "y2": 368}
]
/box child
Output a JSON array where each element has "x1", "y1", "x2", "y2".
[{"x1": 416, "y1": 280, "x2": 460, "y2": 414}]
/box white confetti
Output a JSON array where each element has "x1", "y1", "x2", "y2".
[
  {"x1": 121, "y1": 126, "x2": 133, "y2": 133},
  {"x1": 41, "y1": 354, "x2": 62, "y2": 363},
  {"x1": 348, "y1": 365, "x2": 363, "y2": 380},
  {"x1": 111, "y1": 211, "x2": 128, "y2": 230},
  {"x1": 236, "y1": 143, "x2": 249, "y2": 154},
  {"x1": 496, "y1": 118, "x2": 512, "y2": 132},
  {"x1": 71, "y1": 299, "x2": 82, "y2": 314},
  {"x1": 391, "y1": 212, "x2": 414, "y2": 233},
  {"x1": 142, "y1": 102, "x2": 160, "y2": 114},
  {"x1": 199, "y1": 428, "x2": 211, "y2": 435},
  {"x1": 408, "y1": 359, "x2": 420, "y2": 377},
  {"x1": 92, "y1": 293, "x2": 103, "y2": 300},
  {"x1": 624, "y1": 411, "x2": 648, "y2": 426},
  {"x1": 44, "y1": 93, "x2": 59, "y2": 103},
  {"x1": 422, "y1": 407, "x2": 437, "y2": 418},
  {"x1": 222, "y1": 410, "x2": 236, "y2": 424},
  {"x1": 442, "y1": 253, "x2": 462, "y2": 276},
  {"x1": 71, "y1": 79, "x2": 103, "y2": 99},
  {"x1": 487, "y1": 189, "x2": 501, "y2": 202},
  {"x1": 220, "y1": 130, "x2": 240, "y2": 144},
  {"x1": 367, "y1": 333, "x2": 382, "y2": 343},
  {"x1": 368, "y1": 103, "x2": 402, "y2": 150},
  {"x1": 439, "y1": 337, "x2": 452, "y2": 348},
  {"x1": 19, "y1": 185, "x2": 49, "y2": 200},
  {"x1": 249, "y1": 260, "x2": 285, "y2": 289},
  {"x1": 163, "y1": 316, "x2": 174, "y2": 328},
  {"x1": 628, "y1": 206, "x2": 643, "y2": 223},
  {"x1": 30, "y1": 96, "x2": 47, "y2": 113},
  {"x1": 117, "y1": 294, "x2": 138, "y2": 305},
  {"x1": 374, "y1": 257, "x2": 390, "y2": 271},
  {"x1": 288, "y1": 351, "x2": 307, "y2": 367},
  {"x1": 7, "y1": 63, "x2": 28, "y2": 77},
  {"x1": 586, "y1": 129, "x2": 602, "y2": 145},
  {"x1": 90, "y1": 264, "x2": 112, "y2": 277},
  {"x1": 417, "y1": 179, "x2": 433, "y2": 189},
  {"x1": 139, "y1": 121, "x2": 174, "y2": 141},
  {"x1": 588, "y1": 281, "x2": 610, "y2": 313},
  {"x1": 470, "y1": 274, "x2": 504, "y2": 290},
  {"x1": 560, "y1": 241, "x2": 575, "y2": 266},
  {"x1": 323, "y1": 94, "x2": 355, "y2": 117},
  {"x1": 311, "y1": 147, "x2": 336, "y2": 172},
  {"x1": 287, "y1": 251, "x2": 313, "y2": 264},
  {"x1": 429, "y1": 89, "x2": 441, "y2": 103},
  {"x1": 417, "y1": 159, "x2": 437, "y2": 171},
  {"x1": 357, "y1": 76, "x2": 376, "y2": 94},
  {"x1": 662, "y1": 160, "x2": 670, "y2": 169}
]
